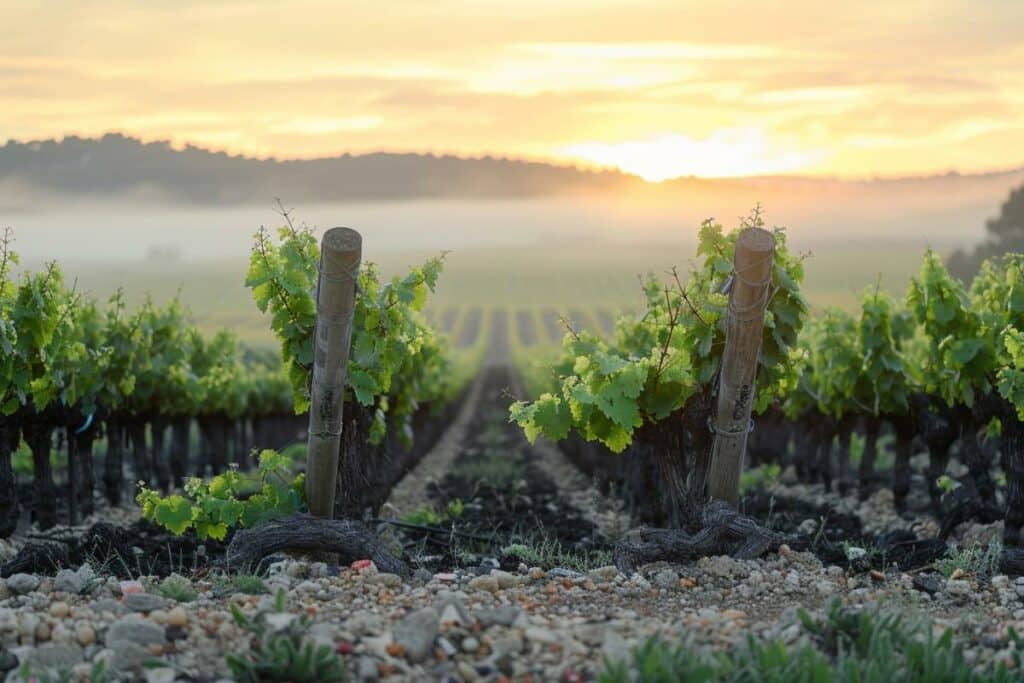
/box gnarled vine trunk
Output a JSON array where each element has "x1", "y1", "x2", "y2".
[
  {"x1": 891, "y1": 414, "x2": 916, "y2": 509},
  {"x1": 150, "y1": 415, "x2": 171, "y2": 492},
  {"x1": 169, "y1": 416, "x2": 191, "y2": 488},
  {"x1": 0, "y1": 417, "x2": 18, "y2": 538},
  {"x1": 23, "y1": 419, "x2": 56, "y2": 530},
  {"x1": 73, "y1": 426, "x2": 97, "y2": 517},
  {"x1": 857, "y1": 416, "x2": 882, "y2": 500},
  {"x1": 125, "y1": 419, "x2": 152, "y2": 487},
  {"x1": 1002, "y1": 414, "x2": 1024, "y2": 548},
  {"x1": 103, "y1": 418, "x2": 125, "y2": 505}
]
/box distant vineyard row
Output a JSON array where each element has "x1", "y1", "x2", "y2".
[{"x1": 425, "y1": 305, "x2": 628, "y2": 348}]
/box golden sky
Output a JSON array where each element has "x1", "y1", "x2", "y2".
[{"x1": 2, "y1": 0, "x2": 1023, "y2": 180}]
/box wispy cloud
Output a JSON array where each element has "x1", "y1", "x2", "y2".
[{"x1": 0, "y1": 0, "x2": 1021, "y2": 178}]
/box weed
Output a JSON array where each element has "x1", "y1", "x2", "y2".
[
  {"x1": 402, "y1": 497, "x2": 466, "y2": 526},
  {"x1": 227, "y1": 588, "x2": 345, "y2": 683},
  {"x1": 740, "y1": 463, "x2": 781, "y2": 493},
  {"x1": 500, "y1": 534, "x2": 612, "y2": 572},
  {"x1": 600, "y1": 599, "x2": 1023, "y2": 682},
  {"x1": 14, "y1": 660, "x2": 109, "y2": 683},
  {"x1": 154, "y1": 573, "x2": 198, "y2": 603},
  {"x1": 451, "y1": 454, "x2": 522, "y2": 491},
  {"x1": 233, "y1": 574, "x2": 270, "y2": 595},
  {"x1": 936, "y1": 541, "x2": 1003, "y2": 579}
]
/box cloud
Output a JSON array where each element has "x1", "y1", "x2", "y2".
[{"x1": 0, "y1": 0, "x2": 1022, "y2": 176}]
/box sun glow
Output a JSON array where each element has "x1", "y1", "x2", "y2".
[{"x1": 562, "y1": 130, "x2": 825, "y2": 182}]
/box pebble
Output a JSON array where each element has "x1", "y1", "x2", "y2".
[
  {"x1": 6, "y1": 573, "x2": 39, "y2": 595},
  {"x1": 108, "y1": 615, "x2": 166, "y2": 648},
  {"x1": 491, "y1": 570, "x2": 518, "y2": 589},
  {"x1": 461, "y1": 636, "x2": 480, "y2": 653},
  {"x1": 654, "y1": 569, "x2": 679, "y2": 589},
  {"x1": 48, "y1": 601, "x2": 70, "y2": 618},
  {"x1": 54, "y1": 565, "x2": 95, "y2": 595},
  {"x1": 589, "y1": 566, "x2": 618, "y2": 582},
  {"x1": 125, "y1": 593, "x2": 168, "y2": 613},
  {"x1": 436, "y1": 635, "x2": 458, "y2": 657},
  {"x1": 25, "y1": 642, "x2": 80, "y2": 670},
  {"x1": 468, "y1": 575, "x2": 499, "y2": 593},
  {"x1": 392, "y1": 607, "x2": 439, "y2": 662},
  {"x1": 371, "y1": 573, "x2": 403, "y2": 588},
  {"x1": 167, "y1": 606, "x2": 189, "y2": 627},
  {"x1": 75, "y1": 623, "x2": 96, "y2": 646}
]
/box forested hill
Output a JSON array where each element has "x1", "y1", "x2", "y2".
[
  {"x1": 1, "y1": 133, "x2": 1022, "y2": 207},
  {"x1": 0, "y1": 134, "x2": 636, "y2": 204}
]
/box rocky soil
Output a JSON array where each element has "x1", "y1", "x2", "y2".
[{"x1": 0, "y1": 545, "x2": 1022, "y2": 682}]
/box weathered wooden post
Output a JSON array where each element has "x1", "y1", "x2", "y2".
[
  {"x1": 706, "y1": 227, "x2": 775, "y2": 505},
  {"x1": 306, "y1": 227, "x2": 362, "y2": 518}
]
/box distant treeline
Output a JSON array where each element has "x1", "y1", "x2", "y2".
[
  {"x1": 949, "y1": 181, "x2": 1024, "y2": 281},
  {"x1": 0, "y1": 133, "x2": 634, "y2": 204}
]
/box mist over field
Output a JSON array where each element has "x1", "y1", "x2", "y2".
[{"x1": 1, "y1": 136, "x2": 1021, "y2": 347}]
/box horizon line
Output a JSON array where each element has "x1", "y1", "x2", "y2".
[{"x1": 5, "y1": 130, "x2": 1024, "y2": 186}]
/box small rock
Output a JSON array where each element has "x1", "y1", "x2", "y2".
[
  {"x1": 166, "y1": 606, "x2": 188, "y2": 627},
  {"x1": 144, "y1": 667, "x2": 177, "y2": 683},
  {"x1": 356, "y1": 655, "x2": 379, "y2": 682},
  {"x1": 54, "y1": 565, "x2": 95, "y2": 595},
  {"x1": 528, "y1": 567, "x2": 546, "y2": 581},
  {"x1": 654, "y1": 569, "x2": 678, "y2": 590},
  {"x1": 119, "y1": 580, "x2": 145, "y2": 596},
  {"x1": 108, "y1": 615, "x2": 166, "y2": 648},
  {"x1": 914, "y1": 573, "x2": 946, "y2": 595},
  {"x1": 434, "y1": 572, "x2": 457, "y2": 583},
  {"x1": 90, "y1": 598, "x2": 128, "y2": 616},
  {"x1": 461, "y1": 636, "x2": 480, "y2": 653},
  {"x1": 6, "y1": 574, "x2": 39, "y2": 595},
  {"x1": 797, "y1": 519, "x2": 819, "y2": 535},
  {"x1": 525, "y1": 627, "x2": 559, "y2": 645},
  {"x1": 125, "y1": 593, "x2": 168, "y2": 613},
  {"x1": 950, "y1": 568, "x2": 966, "y2": 581},
  {"x1": 870, "y1": 570, "x2": 886, "y2": 582},
  {"x1": 370, "y1": 573, "x2": 402, "y2": 589},
  {"x1": 946, "y1": 579, "x2": 972, "y2": 596},
  {"x1": 548, "y1": 568, "x2": 584, "y2": 579},
  {"x1": 24, "y1": 643, "x2": 81, "y2": 670},
  {"x1": 436, "y1": 636, "x2": 457, "y2": 657},
  {"x1": 468, "y1": 575, "x2": 499, "y2": 593},
  {"x1": 48, "y1": 601, "x2": 70, "y2": 618},
  {"x1": 845, "y1": 546, "x2": 867, "y2": 561},
  {"x1": 588, "y1": 566, "x2": 618, "y2": 583},
  {"x1": 474, "y1": 606, "x2": 521, "y2": 628},
  {"x1": 439, "y1": 603, "x2": 470, "y2": 626},
  {"x1": 490, "y1": 632, "x2": 524, "y2": 658},
  {"x1": 392, "y1": 607, "x2": 439, "y2": 663},
  {"x1": 110, "y1": 640, "x2": 150, "y2": 671},
  {"x1": 491, "y1": 570, "x2": 517, "y2": 589},
  {"x1": 778, "y1": 544, "x2": 792, "y2": 556},
  {"x1": 75, "y1": 624, "x2": 95, "y2": 646}
]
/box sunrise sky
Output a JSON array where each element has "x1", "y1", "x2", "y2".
[{"x1": 2, "y1": 0, "x2": 1023, "y2": 181}]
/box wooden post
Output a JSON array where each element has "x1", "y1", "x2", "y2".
[
  {"x1": 706, "y1": 228, "x2": 775, "y2": 505},
  {"x1": 306, "y1": 227, "x2": 362, "y2": 518}
]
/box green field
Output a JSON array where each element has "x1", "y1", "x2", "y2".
[{"x1": 52, "y1": 242, "x2": 929, "y2": 350}]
